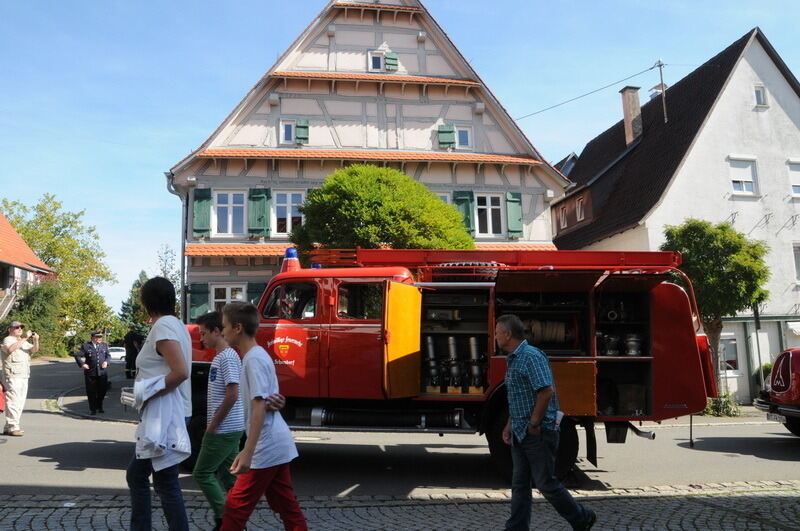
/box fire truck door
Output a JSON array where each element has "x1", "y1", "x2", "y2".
[
  {"x1": 259, "y1": 281, "x2": 322, "y2": 398},
  {"x1": 383, "y1": 280, "x2": 422, "y2": 399}
]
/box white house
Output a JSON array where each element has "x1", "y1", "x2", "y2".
[
  {"x1": 553, "y1": 28, "x2": 800, "y2": 402},
  {"x1": 166, "y1": 0, "x2": 569, "y2": 322}
]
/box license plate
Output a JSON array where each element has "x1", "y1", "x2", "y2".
[{"x1": 767, "y1": 413, "x2": 787, "y2": 423}]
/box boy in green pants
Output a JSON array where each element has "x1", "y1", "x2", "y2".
[{"x1": 193, "y1": 311, "x2": 284, "y2": 529}]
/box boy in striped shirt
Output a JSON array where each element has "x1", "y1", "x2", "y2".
[{"x1": 193, "y1": 311, "x2": 285, "y2": 530}]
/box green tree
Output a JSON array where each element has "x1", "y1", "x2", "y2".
[
  {"x1": 119, "y1": 270, "x2": 150, "y2": 335},
  {"x1": 291, "y1": 164, "x2": 474, "y2": 255},
  {"x1": 1, "y1": 194, "x2": 117, "y2": 355},
  {"x1": 660, "y1": 219, "x2": 770, "y2": 387},
  {"x1": 1, "y1": 281, "x2": 61, "y2": 357}
]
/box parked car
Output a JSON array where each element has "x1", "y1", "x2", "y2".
[
  {"x1": 754, "y1": 347, "x2": 800, "y2": 436},
  {"x1": 108, "y1": 346, "x2": 126, "y2": 361}
]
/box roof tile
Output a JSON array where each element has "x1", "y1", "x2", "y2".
[
  {"x1": 333, "y1": 2, "x2": 422, "y2": 12},
  {"x1": 0, "y1": 212, "x2": 53, "y2": 273},
  {"x1": 199, "y1": 148, "x2": 541, "y2": 166},
  {"x1": 273, "y1": 71, "x2": 480, "y2": 87},
  {"x1": 185, "y1": 244, "x2": 289, "y2": 257}
]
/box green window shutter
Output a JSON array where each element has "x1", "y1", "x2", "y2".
[
  {"x1": 247, "y1": 282, "x2": 268, "y2": 305},
  {"x1": 384, "y1": 52, "x2": 399, "y2": 71},
  {"x1": 438, "y1": 124, "x2": 455, "y2": 149},
  {"x1": 248, "y1": 188, "x2": 271, "y2": 238},
  {"x1": 295, "y1": 119, "x2": 309, "y2": 144},
  {"x1": 192, "y1": 188, "x2": 212, "y2": 238},
  {"x1": 452, "y1": 191, "x2": 475, "y2": 236},
  {"x1": 189, "y1": 283, "x2": 209, "y2": 322},
  {"x1": 506, "y1": 191, "x2": 523, "y2": 239}
]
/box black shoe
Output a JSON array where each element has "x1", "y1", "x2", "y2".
[
  {"x1": 90, "y1": 410, "x2": 97, "y2": 416},
  {"x1": 98, "y1": 409, "x2": 105, "y2": 414},
  {"x1": 582, "y1": 509, "x2": 596, "y2": 530}
]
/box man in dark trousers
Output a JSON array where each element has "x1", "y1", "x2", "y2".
[
  {"x1": 74, "y1": 331, "x2": 111, "y2": 415},
  {"x1": 123, "y1": 325, "x2": 144, "y2": 379},
  {"x1": 495, "y1": 314, "x2": 596, "y2": 531}
]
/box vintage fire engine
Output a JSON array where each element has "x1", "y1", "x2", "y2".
[
  {"x1": 187, "y1": 247, "x2": 718, "y2": 477},
  {"x1": 754, "y1": 347, "x2": 800, "y2": 437}
]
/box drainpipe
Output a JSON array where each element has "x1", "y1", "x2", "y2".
[{"x1": 165, "y1": 171, "x2": 189, "y2": 323}]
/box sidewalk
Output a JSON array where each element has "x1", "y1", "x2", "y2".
[{"x1": 0, "y1": 481, "x2": 798, "y2": 530}]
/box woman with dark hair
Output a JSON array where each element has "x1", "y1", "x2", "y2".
[{"x1": 126, "y1": 277, "x2": 192, "y2": 531}]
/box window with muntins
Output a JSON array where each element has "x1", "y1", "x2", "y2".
[
  {"x1": 729, "y1": 158, "x2": 758, "y2": 194},
  {"x1": 214, "y1": 191, "x2": 246, "y2": 235},
  {"x1": 212, "y1": 284, "x2": 245, "y2": 312},
  {"x1": 475, "y1": 193, "x2": 504, "y2": 236},
  {"x1": 789, "y1": 163, "x2": 800, "y2": 196},
  {"x1": 273, "y1": 191, "x2": 305, "y2": 237}
]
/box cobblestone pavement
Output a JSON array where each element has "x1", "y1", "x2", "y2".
[{"x1": 1, "y1": 481, "x2": 798, "y2": 530}]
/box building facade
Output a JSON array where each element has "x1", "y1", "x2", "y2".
[
  {"x1": 554, "y1": 29, "x2": 800, "y2": 402},
  {"x1": 0, "y1": 212, "x2": 53, "y2": 319},
  {"x1": 167, "y1": 0, "x2": 569, "y2": 322}
]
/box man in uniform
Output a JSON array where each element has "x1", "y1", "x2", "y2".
[
  {"x1": 495, "y1": 314, "x2": 596, "y2": 531},
  {"x1": 2, "y1": 321, "x2": 39, "y2": 436},
  {"x1": 74, "y1": 331, "x2": 111, "y2": 415}
]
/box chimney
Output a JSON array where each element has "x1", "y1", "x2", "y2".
[{"x1": 619, "y1": 86, "x2": 642, "y2": 146}]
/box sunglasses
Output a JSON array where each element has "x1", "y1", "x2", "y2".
[{"x1": 11, "y1": 325, "x2": 24, "y2": 329}]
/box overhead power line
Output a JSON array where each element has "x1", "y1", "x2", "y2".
[{"x1": 515, "y1": 62, "x2": 663, "y2": 121}]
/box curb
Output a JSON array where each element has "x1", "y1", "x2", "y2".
[{"x1": 55, "y1": 376, "x2": 139, "y2": 425}]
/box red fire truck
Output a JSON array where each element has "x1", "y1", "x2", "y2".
[
  {"x1": 187, "y1": 248, "x2": 717, "y2": 477},
  {"x1": 754, "y1": 347, "x2": 800, "y2": 437}
]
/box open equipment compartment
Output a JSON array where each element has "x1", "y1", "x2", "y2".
[
  {"x1": 594, "y1": 274, "x2": 663, "y2": 418},
  {"x1": 420, "y1": 287, "x2": 491, "y2": 395}
]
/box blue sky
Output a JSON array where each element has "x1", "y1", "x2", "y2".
[{"x1": 1, "y1": 1, "x2": 799, "y2": 313}]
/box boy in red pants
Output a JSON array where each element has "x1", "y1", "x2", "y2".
[{"x1": 220, "y1": 302, "x2": 307, "y2": 531}]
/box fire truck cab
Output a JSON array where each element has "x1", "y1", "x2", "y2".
[{"x1": 188, "y1": 248, "x2": 718, "y2": 478}]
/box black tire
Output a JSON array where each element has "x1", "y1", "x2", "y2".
[
  {"x1": 433, "y1": 262, "x2": 501, "y2": 282},
  {"x1": 486, "y1": 409, "x2": 512, "y2": 483},
  {"x1": 785, "y1": 417, "x2": 800, "y2": 437},
  {"x1": 555, "y1": 418, "x2": 579, "y2": 481}
]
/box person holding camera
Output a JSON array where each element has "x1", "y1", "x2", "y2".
[{"x1": 1, "y1": 321, "x2": 39, "y2": 436}]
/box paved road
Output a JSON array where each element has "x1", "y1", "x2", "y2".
[{"x1": 1, "y1": 358, "x2": 798, "y2": 529}]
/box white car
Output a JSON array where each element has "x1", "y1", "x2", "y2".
[{"x1": 108, "y1": 347, "x2": 126, "y2": 361}]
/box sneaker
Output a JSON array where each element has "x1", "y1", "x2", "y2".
[
  {"x1": 90, "y1": 410, "x2": 97, "y2": 416},
  {"x1": 582, "y1": 509, "x2": 596, "y2": 530},
  {"x1": 8, "y1": 430, "x2": 24, "y2": 437},
  {"x1": 99, "y1": 409, "x2": 105, "y2": 414}
]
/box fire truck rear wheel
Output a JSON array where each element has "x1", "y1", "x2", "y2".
[{"x1": 785, "y1": 418, "x2": 800, "y2": 437}]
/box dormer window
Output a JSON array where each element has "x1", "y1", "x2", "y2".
[
  {"x1": 558, "y1": 205, "x2": 567, "y2": 229},
  {"x1": 576, "y1": 197, "x2": 585, "y2": 221},
  {"x1": 754, "y1": 85, "x2": 768, "y2": 107},
  {"x1": 368, "y1": 51, "x2": 384, "y2": 72}
]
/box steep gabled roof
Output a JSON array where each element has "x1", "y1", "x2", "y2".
[
  {"x1": 0, "y1": 212, "x2": 53, "y2": 273},
  {"x1": 555, "y1": 28, "x2": 799, "y2": 249}
]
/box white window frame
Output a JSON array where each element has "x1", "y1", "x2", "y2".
[
  {"x1": 793, "y1": 243, "x2": 800, "y2": 282},
  {"x1": 271, "y1": 190, "x2": 306, "y2": 239},
  {"x1": 728, "y1": 156, "x2": 759, "y2": 195},
  {"x1": 754, "y1": 85, "x2": 768, "y2": 107},
  {"x1": 368, "y1": 51, "x2": 385, "y2": 72},
  {"x1": 558, "y1": 205, "x2": 567, "y2": 229},
  {"x1": 788, "y1": 160, "x2": 800, "y2": 197},
  {"x1": 455, "y1": 126, "x2": 472, "y2": 150},
  {"x1": 211, "y1": 283, "x2": 247, "y2": 313},
  {"x1": 474, "y1": 193, "x2": 505, "y2": 238},
  {"x1": 280, "y1": 120, "x2": 296, "y2": 144},
  {"x1": 575, "y1": 197, "x2": 585, "y2": 222},
  {"x1": 436, "y1": 192, "x2": 451, "y2": 204},
  {"x1": 211, "y1": 190, "x2": 247, "y2": 237},
  {"x1": 719, "y1": 335, "x2": 742, "y2": 376}
]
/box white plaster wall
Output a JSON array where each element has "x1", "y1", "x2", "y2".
[
  {"x1": 426, "y1": 55, "x2": 456, "y2": 76},
  {"x1": 582, "y1": 225, "x2": 651, "y2": 251},
  {"x1": 382, "y1": 32, "x2": 418, "y2": 49},
  {"x1": 281, "y1": 99, "x2": 322, "y2": 115},
  {"x1": 646, "y1": 39, "x2": 800, "y2": 318},
  {"x1": 228, "y1": 121, "x2": 269, "y2": 146},
  {"x1": 296, "y1": 49, "x2": 328, "y2": 70}
]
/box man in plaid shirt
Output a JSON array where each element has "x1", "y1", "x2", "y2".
[{"x1": 496, "y1": 314, "x2": 596, "y2": 531}]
